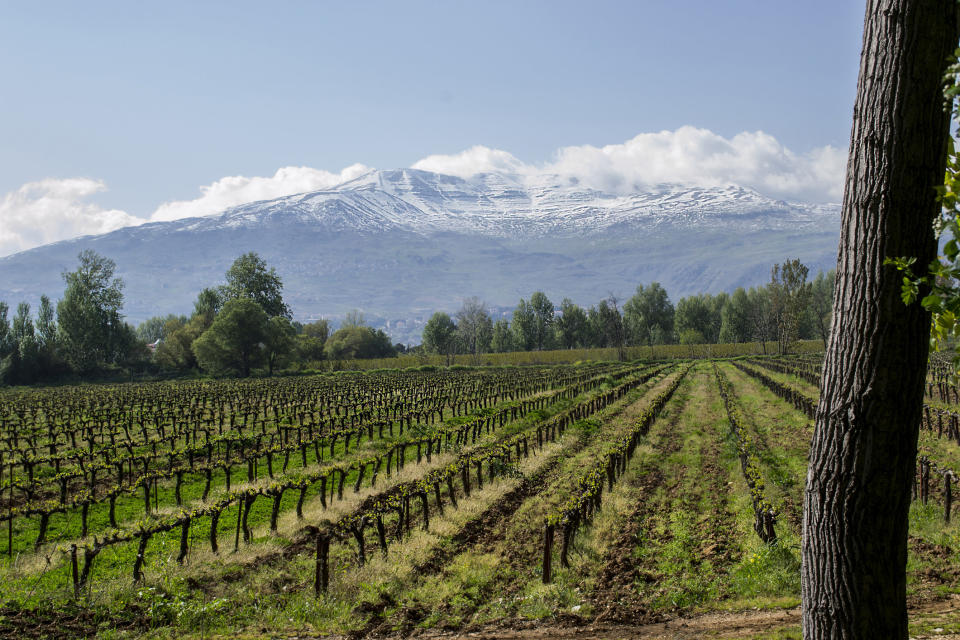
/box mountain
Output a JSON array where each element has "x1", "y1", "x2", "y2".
[{"x1": 0, "y1": 168, "x2": 841, "y2": 344}]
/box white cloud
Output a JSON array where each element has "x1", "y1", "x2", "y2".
[
  {"x1": 0, "y1": 128, "x2": 845, "y2": 257},
  {"x1": 0, "y1": 178, "x2": 145, "y2": 257},
  {"x1": 0, "y1": 164, "x2": 372, "y2": 257},
  {"x1": 412, "y1": 145, "x2": 529, "y2": 178},
  {"x1": 411, "y1": 127, "x2": 845, "y2": 203},
  {"x1": 150, "y1": 164, "x2": 372, "y2": 222}
]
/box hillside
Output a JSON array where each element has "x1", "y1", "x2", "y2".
[{"x1": 0, "y1": 169, "x2": 840, "y2": 341}]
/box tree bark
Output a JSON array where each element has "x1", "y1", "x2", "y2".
[{"x1": 802, "y1": 2, "x2": 959, "y2": 638}]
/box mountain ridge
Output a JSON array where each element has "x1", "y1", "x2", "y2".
[{"x1": 0, "y1": 168, "x2": 841, "y2": 343}]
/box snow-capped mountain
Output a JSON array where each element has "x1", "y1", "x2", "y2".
[
  {"x1": 0, "y1": 168, "x2": 841, "y2": 342},
  {"x1": 185, "y1": 168, "x2": 837, "y2": 236}
]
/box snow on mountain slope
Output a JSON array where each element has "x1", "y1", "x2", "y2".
[
  {"x1": 0, "y1": 168, "x2": 842, "y2": 335},
  {"x1": 141, "y1": 167, "x2": 840, "y2": 238}
]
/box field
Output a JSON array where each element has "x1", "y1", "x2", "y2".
[
  {"x1": 1, "y1": 357, "x2": 959, "y2": 639},
  {"x1": 315, "y1": 340, "x2": 826, "y2": 372}
]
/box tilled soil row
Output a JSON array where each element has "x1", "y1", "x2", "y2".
[
  {"x1": 0, "y1": 604, "x2": 147, "y2": 640},
  {"x1": 588, "y1": 394, "x2": 687, "y2": 625},
  {"x1": 722, "y1": 364, "x2": 811, "y2": 525},
  {"x1": 594, "y1": 369, "x2": 737, "y2": 619},
  {"x1": 696, "y1": 436, "x2": 740, "y2": 575},
  {"x1": 367, "y1": 374, "x2": 678, "y2": 637},
  {"x1": 367, "y1": 447, "x2": 582, "y2": 638}
]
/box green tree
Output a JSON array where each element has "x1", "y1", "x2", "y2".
[
  {"x1": 219, "y1": 252, "x2": 290, "y2": 318},
  {"x1": 490, "y1": 319, "x2": 513, "y2": 353},
  {"x1": 193, "y1": 287, "x2": 222, "y2": 326},
  {"x1": 585, "y1": 305, "x2": 607, "y2": 347},
  {"x1": 747, "y1": 286, "x2": 775, "y2": 353},
  {"x1": 12, "y1": 302, "x2": 34, "y2": 345},
  {"x1": 263, "y1": 316, "x2": 297, "y2": 375},
  {"x1": 341, "y1": 309, "x2": 365, "y2": 328},
  {"x1": 674, "y1": 294, "x2": 720, "y2": 344},
  {"x1": 0, "y1": 302, "x2": 40, "y2": 384},
  {"x1": 623, "y1": 283, "x2": 674, "y2": 345},
  {"x1": 808, "y1": 270, "x2": 836, "y2": 347},
  {"x1": 34, "y1": 295, "x2": 61, "y2": 377},
  {"x1": 529, "y1": 291, "x2": 556, "y2": 350},
  {"x1": 596, "y1": 297, "x2": 625, "y2": 360},
  {"x1": 769, "y1": 259, "x2": 811, "y2": 355},
  {"x1": 303, "y1": 318, "x2": 330, "y2": 341},
  {"x1": 297, "y1": 318, "x2": 330, "y2": 362},
  {"x1": 192, "y1": 298, "x2": 268, "y2": 377},
  {"x1": 556, "y1": 298, "x2": 589, "y2": 349},
  {"x1": 719, "y1": 287, "x2": 753, "y2": 343},
  {"x1": 36, "y1": 296, "x2": 56, "y2": 349},
  {"x1": 0, "y1": 303, "x2": 9, "y2": 358},
  {"x1": 422, "y1": 312, "x2": 458, "y2": 360},
  {"x1": 154, "y1": 316, "x2": 203, "y2": 371},
  {"x1": 455, "y1": 297, "x2": 493, "y2": 357},
  {"x1": 154, "y1": 288, "x2": 223, "y2": 371},
  {"x1": 136, "y1": 314, "x2": 187, "y2": 343},
  {"x1": 324, "y1": 325, "x2": 395, "y2": 360},
  {"x1": 511, "y1": 299, "x2": 536, "y2": 351},
  {"x1": 56, "y1": 250, "x2": 127, "y2": 373}
]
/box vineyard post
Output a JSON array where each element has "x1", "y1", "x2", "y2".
[
  {"x1": 70, "y1": 543, "x2": 79, "y2": 598},
  {"x1": 433, "y1": 482, "x2": 444, "y2": 514},
  {"x1": 375, "y1": 515, "x2": 387, "y2": 556},
  {"x1": 79, "y1": 543, "x2": 101, "y2": 595},
  {"x1": 242, "y1": 495, "x2": 255, "y2": 542},
  {"x1": 351, "y1": 519, "x2": 367, "y2": 565},
  {"x1": 542, "y1": 520, "x2": 554, "y2": 584},
  {"x1": 446, "y1": 475, "x2": 458, "y2": 508},
  {"x1": 945, "y1": 472, "x2": 954, "y2": 524},
  {"x1": 297, "y1": 485, "x2": 308, "y2": 518},
  {"x1": 133, "y1": 532, "x2": 150, "y2": 582},
  {"x1": 420, "y1": 491, "x2": 430, "y2": 530},
  {"x1": 315, "y1": 529, "x2": 330, "y2": 596},
  {"x1": 922, "y1": 460, "x2": 929, "y2": 505},
  {"x1": 270, "y1": 492, "x2": 282, "y2": 531},
  {"x1": 233, "y1": 500, "x2": 243, "y2": 552},
  {"x1": 178, "y1": 518, "x2": 190, "y2": 564},
  {"x1": 210, "y1": 509, "x2": 220, "y2": 553}
]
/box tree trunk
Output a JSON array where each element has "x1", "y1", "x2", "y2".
[{"x1": 802, "y1": 2, "x2": 959, "y2": 638}]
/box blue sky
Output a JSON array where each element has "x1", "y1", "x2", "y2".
[{"x1": 0, "y1": 1, "x2": 864, "y2": 254}]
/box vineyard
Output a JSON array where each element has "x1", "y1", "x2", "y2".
[{"x1": 0, "y1": 358, "x2": 958, "y2": 638}]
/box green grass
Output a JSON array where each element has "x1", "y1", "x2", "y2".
[{"x1": 6, "y1": 357, "x2": 960, "y2": 639}]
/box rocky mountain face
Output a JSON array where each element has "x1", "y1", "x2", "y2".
[{"x1": 0, "y1": 168, "x2": 840, "y2": 343}]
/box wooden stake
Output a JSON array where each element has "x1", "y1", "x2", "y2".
[{"x1": 542, "y1": 521, "x2": 554, "y2": 584}]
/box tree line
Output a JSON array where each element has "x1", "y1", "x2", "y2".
[
  {"x1": 421, "y1": 258, "x2": 834, "y2": 359},
  {"x1": 0, "y1": 251, "x2": 832, "y2": 384},
  {"x1": 0, "y1": 250, "x2": 146, "y2": 385},
  {"x1": 0, "y1": 250, "x2": 400, "y2": 384}
]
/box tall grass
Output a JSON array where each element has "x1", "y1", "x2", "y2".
[{"x1": 304, "y1": 340, "x2": 824, "y2": 372}]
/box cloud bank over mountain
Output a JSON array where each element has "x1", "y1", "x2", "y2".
[
  {"x1": 0, "y1": 127, "x2": 845, "y2": 257},
  {"x1": 150, "y1": 164, "x2": 373, "y2": 222},
  {"x1": 414, "y1": 127, "x2": 845, "y2": 202},
  {"x1": 0, "y1": 178, "x2": 142, "y2": 257}
]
